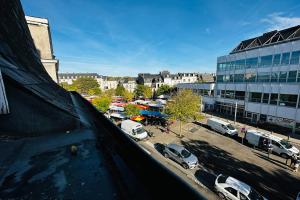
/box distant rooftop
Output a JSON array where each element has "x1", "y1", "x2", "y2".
[
  {"x1": 58, "y1": 73, "x2": 101, "y2": 78},
  {"x1": 231, "y1": 25, "x2": 300, "y2": 54}
]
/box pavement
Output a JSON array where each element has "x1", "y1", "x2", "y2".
[{"x1": 143, "y1": 120, "x2": 300, "y2": 200}]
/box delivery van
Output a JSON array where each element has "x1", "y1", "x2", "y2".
[
  {"x1": 207, "y1": 118, "x2": 238, "y2": 137},
  {"x1": 244, "y1": 130, "x2": 299, "y2": 158},
  {"x1": 121, "y1": 120, "x2": 148, "y2": 141}
]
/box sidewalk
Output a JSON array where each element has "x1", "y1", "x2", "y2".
[{"x1": 202, "y1": 113, "x2": 300, "y2": 146}]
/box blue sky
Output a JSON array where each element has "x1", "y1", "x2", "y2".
[{"x1": 21, "y1": 0, "x2": 300, "y2": 76}]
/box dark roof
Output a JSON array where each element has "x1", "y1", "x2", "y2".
[
  {"x1": 58, "y1": 73, "x2": 101, "y2": 78},
  {"x1": 231, "y1": 25, "x2": 300, "y2": 54}
]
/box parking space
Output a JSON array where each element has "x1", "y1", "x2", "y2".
[{"x1": 143, "y1": 120, "x2": 300, "y2": 200}]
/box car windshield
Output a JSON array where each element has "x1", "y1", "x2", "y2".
[
  {"x1": 248, "y1": 189, "x2": 264, "y2": 200},
  {"x1": 181, "y1": 149, "x2": 191, "y2": 158},
  {"x1": 280, "y1": 140, "x2": 293, "y2": 149},
  {"x1": 135, "y1": 127, "x2": 146, "y2": 134},
  {"x1": 227, "y1": 124, "x2": 235, "y2": 130}
]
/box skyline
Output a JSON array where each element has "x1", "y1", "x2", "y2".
[{"x1": 21, "y1": 0, "x2": 300, "y2": 76}]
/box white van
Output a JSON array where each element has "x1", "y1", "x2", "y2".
[
  {"x1": 244, "y1": 130, "x2": 299, "y2": 158},
  {"x1": 121, "y1": 120, "x2": 148, "y2": 141},
  {"x1": 207, "y1": 118, "x2": 238, "y2": 137}
]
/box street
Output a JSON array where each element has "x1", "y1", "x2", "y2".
[{"x1": 142, "y1": 119, "x2": 300, "y2": 200}]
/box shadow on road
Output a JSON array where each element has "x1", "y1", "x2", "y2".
[
  {"x1": 195, "y1": 169, "x2": 216, "y2": 190},
  {"x1": 181, "y1": 139, "x2": 300, "y2": 200},
  {"x1": 153, "y1": 143, "x2": 165, "y2": 155}
]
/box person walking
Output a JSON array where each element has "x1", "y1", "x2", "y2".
[{"x1": 294, "y1": 156, "x2": 300, "y2": 172}]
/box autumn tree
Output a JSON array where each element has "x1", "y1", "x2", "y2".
[
  {"x1": 166, "y1": 89, "x2": 203, "y2": 136},
  {"x1": 92, "y1": 95, "x2": 112, "y2": 112},
  {"x1": 157, "y1": 84, "x2": 171, "y2": 96},
  {"x1": 134, "y1": 84, "x2": 152, "y2": 99},
  {"x1": 72, "y1": 77, "x2": 100, "y2": 95},
  {"x1": 115, "y1": 84, "x2": 126, "y2": 96},
  {"x1": 123, "y1": 90, "x2": 134, "y2": 102},
  {"x1": 124, "y1": 104, "x2": 140, "y2": 117}
]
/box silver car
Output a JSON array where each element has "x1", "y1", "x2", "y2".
[{"x1": 163, "y1": 143, "x2": 198, "y2": 169}]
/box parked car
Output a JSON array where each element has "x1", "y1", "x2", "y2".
[
  {"x1": 207, "y1": 118, "x2": 238, "y2": 137},
  {"x1": 121, "y1": 120, "x2": 148, "y2": 141},
  {"x1": 214, "y1": 174, "x2": 267, "y2": 200},
  {"x1": 244, "y1": 130, "x2": 299, "y2": 158},
  {"x1": 163, "y1": 143, "x2": 198, "y2": 169}
]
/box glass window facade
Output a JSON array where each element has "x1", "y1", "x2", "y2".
[
  {"x1": 279, "y1": 71, "x2": 287, "y2": 82},
  {"x1": 260, "y1": 55, "x2": 273, "y2": 67},
  {"x1": 281, "y1": 52, "x2": 290, "y2": 65},
  {"x1": 257, "y1": 72, "x2": 270, "y2": 82},
  {"x1": 270, "y1": 93, "x2": 278, "y2": 105},
  {"x1": 245, "y1": 72, "x2": 256, "y2": 82},
  {"x1": 279, "y1": 94, "x2": 298, "y2": 107},
  {"x1": 290, "y1": 51, "x2": 300, "y2": 65},
  {"x1": 271, "y1": 72, "x2": 278, "y2": 82},
  {"x1": 234, "y1": 74, "x2": 244, "y2": 82},
  {"x1": 273, "y1": 54, "x2": 281, "y2": 65},
  {"x1": 246, "y1": 57, "x2": 258, "y2": 68},
  {"x1": 262, "y1": 93, "x2": 269, "y2": 103},
  {"x1": 287, "y1": 71, "x2": 297, "y2": 82},
  {"x1": 250, "y1": 92, "x2": 262, "y2": 103}
]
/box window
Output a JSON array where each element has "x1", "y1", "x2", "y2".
[
  {"x1": 287, "y1": 71, "x2": 297, "y2": 82},
  {"x1": 224, "y1": 75, "x2": 230, "y2": 82},
  {"x1": 257, "y1": 72, "x2": 270, "y2": 82},
  {"x1": 240, "y1": 193, "x2": 247, "y2": 200},
  {"x1": 234, "y1": 74, "x2": 244, "y2": 82},
  {"x1": 271, "y1": 140, "x2": 281, "y2": 147},
  {"x1": 281, "y1": 52, "x2": 290, "y2": 65},
  {"x1": 279, "y1": 71, "x2": 287, "y2": 82},
  {"x1": 270, "y1": 93, "x2": 278, "y2": 105},
  {"x1": 260, "y1": 55, "x2": 273, "y2": 67},
  {"x1": 245, "y1": 72, "x2": 256, "y2": 82},
  {"x1": 246, "y1": 57, "x2": 258, "y2": 68},
  {"x1": 235, "y1": 60, "x2": 245, "y2": 70},
  {"x1": 271, "y1": 72, "x2": 278, "y2": 82},
  {"x1": 279, "y1": 94, "x2": 298, "y2": 107},
  {"x1": 225, "y1": 90, "x2": 235, "y2": 99},
  {"x1": 273, "y1": 54, "x2": 281, "y2": 65},
  {"x1": 217, "y1": 75, "x2": 224, "y2": 83},
  {"x1": 298, "y1": 71, "x2": 300, "y2": 82},
  {"x1": 262, "y1": 93, "x2": 269, "y2": 103},
  {"x1": 250, "y1": 92, "x2": 262, "y2": 103},
  {"x1": 221, "y1": 90, "x2": 226, "y2": 98},
  {"x1": 230, "y1": 74, "x2": 234, "y2": 82},
  {"x1": 225, "y1": 187, "x2": 237, "y2": 197},
  {"x1": 290, "y1": 51, "x2": 300, "y2": 65},
  {"x1": 235, "y1": 91, "x2": 245, "y2": 100}
]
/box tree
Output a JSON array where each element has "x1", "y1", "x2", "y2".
[
  {"x1": 103, "y1": 89, "x2": 115, "y2": 97},
  {"x1": 166, "y1": 89, "x2": 203, "y2": 136},
  {"x1": 72, "y1": 77, "x2": 100, "y2": 95},
  {"x1": 157, "y1": 85, "x2": 171, "y2": 96},
  {"x1": 60, "y1": 82, "x2": 77, "y2": 91},
  {"x1": 87, "y1": 88, "x2": 101, "y2": 96},
  {"x1": 92, "y1": 95, "x2": 112, "y2": 112},
  {"x1": 124, "y1": 104, "x2": 140, "y2": 117},
  {"x1": 134, "y1": 84, "x2": 152, "y2": 99},
  {"x1": 123, "y1": 90, "x2": 134, "y2": 102},
  {"x1": 115, "y1": 84, "x2": 126, "y2": 96}
]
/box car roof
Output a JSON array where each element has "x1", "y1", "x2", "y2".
[
  {"x1": 225, "y1": 176, "x2": 251, "y2": 195},
  {"x1": 209, "y1": 118, "x2": 230, "y2": 125},
  {"x1": 167, "y1": 143, "x2": 185, "y2": 152}
]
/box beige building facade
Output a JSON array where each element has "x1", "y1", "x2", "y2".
[{"x1": 26, "y1": 16, "x2": 59, "y2": 83}]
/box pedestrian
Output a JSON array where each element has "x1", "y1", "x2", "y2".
[
  {"x1": 290, "y1": 154, "x2": 297, "y2": 168},
  {"x1": 294, "y1": 156, "x2": 300, "y2": 172}
]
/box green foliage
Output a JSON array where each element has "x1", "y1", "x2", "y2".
[
  {"x1": 134, "y1": 84, "x2": 152, "y2": 98},
  {"x1": 87, "y1": 87, "x2": 102, "y2": 96},
  {"x1": 60, "y1": 82, "x2": 77, "y2": 91},
  {"x1": 124, "y1": 104, "x2": 140, "y2": 117},
  {"x1": 166, "y1": 89, "x2": 203, "y2": 135},
  {"x1": 115, "y1": 84, "x2": 126, "y2": 96},
  {"x1": 123, "y1": 90, "x2": 134, "y2": 102},
  {"x1": 92, "y1": 95, "x2": 112, "y2": 112},
  {"x1": 103, "y1": 89, "x2": 115, "y2": 97},
  {"x1": 157, "y1": 84, "x2": 171, "y2": 96},
  {"x1": 72, "y1": 77, "x2": 100, "y2": 95}
]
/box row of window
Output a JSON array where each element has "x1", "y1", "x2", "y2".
[
  {"x1": 217, "y1": 51, "x2": 300, "y2": 71},
  {"x1": 218, "y1": 90, "x2": 299, "y2": 108},
  {"x1": 217, "y1": 70, "x2": 300, "y2": 83}
]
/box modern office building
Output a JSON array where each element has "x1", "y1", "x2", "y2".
[{"x1": 216, "y1": 25, "x2": 300, "y2": 132}]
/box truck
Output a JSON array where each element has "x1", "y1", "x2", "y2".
[
  {"x1": 121, "y1": 120, "x2": 148, "y2": 141},
  {"x1": 244, "y1": 130, "x2": 299, "y2": 158},
  {"x1": 207, "y1": 118, "x2": 238, "y2": 137}
]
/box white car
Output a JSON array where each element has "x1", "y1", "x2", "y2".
[{"x1": 215, "y1": 174, "x2": 267, "y2": 200}]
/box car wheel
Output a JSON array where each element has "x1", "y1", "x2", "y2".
[
  {"x1": 182, "y1": 163, "x2": 189, "y2": 169},
  {"x1": 217, "y1": 192, "x2": 226, "y2": 200},
  {"x1": 164, "y1": 153, "x2": 169, "y2": 158},
  {"x1": 280, "y1": 153, "x2": 289, "y2": 159}
]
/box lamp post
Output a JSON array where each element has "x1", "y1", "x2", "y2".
[{"x1": 234, "y1": 101, "x2": 237, "y2": 124}]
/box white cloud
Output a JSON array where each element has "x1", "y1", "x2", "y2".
[{"x1": 261, "y1": 13, "x2": 300, "y2": 31}]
